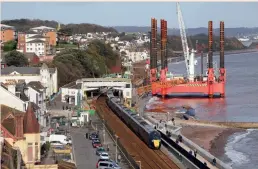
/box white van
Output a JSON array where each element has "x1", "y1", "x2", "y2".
[{"x1": 49, "y1": 134, "x2": 72, "y2": 145}]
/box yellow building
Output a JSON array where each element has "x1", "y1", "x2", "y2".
[{"x1": 1, "y1": 102, "x2": 41, "y2": 166}]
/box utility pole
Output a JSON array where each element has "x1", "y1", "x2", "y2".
[
  {"x1": 103, "y1": 118, "x2": 105, "y2": 146},
  {"x1": 115, "y1": 135, "x2": 118, "y2": 163}
]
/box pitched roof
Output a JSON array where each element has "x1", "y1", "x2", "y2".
[
  {"x1": 25, "y1": 30, "x2": 38, "y2": 34},
  {"x1": 27, "y1": 81, "x2": 45, "y2": 93},
  {"x1": 31, "y1": 26, "x2": 55, "y2": 30},
  {"x1": 2, "y1": 118, "x2": 15, "y2": 136},
  {"x1": 28, "y1": 34, "x2": 46, "y2": 39},
  {"x1": 27, "y1": 39, "x2": 45, "y2": 43},
  {"x1": 1, "y1": 104, "x2": 25, "y2": 136},
  {"x1": 1, "y1": 104, "x2": 25, "y2": 121},
  {"x1": 23, "y1": 102, "x2": 40, "y2": 134},
  {"x1": 1, "y1": 66, "x2": 40, "y2": 75}
]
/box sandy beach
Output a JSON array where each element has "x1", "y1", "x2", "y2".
[{"x1": 181, "y1": 125, "x2": 244, "y2": 160}]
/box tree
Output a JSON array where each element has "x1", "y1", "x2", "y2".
[
  {"x1": 5, "y1": 51, "x2": 29, "y2": 66},
  {"x1": 58, "y1": 28, "x2": 72, "y2": 36},
  {"x1": 52, "y1": 40, "x2": 120, "y2": 87},
  {"x1": 3, "y1": 40, "x2": 17, "y2": 52}
]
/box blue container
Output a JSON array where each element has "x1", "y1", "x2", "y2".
[{"x1": 185, "y1": 108, "x2": 195, "y2": 116}]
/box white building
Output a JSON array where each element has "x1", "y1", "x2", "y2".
[
  {"x1": 0, "y1": 81, "x2": 48, "y2": 127},
  {"x1": 26, "y1": 81, "x2": 47, "y2": 127},
  {"x1": 26, "y1": 38, "x2": 45, "y2": 56},
  {"x1": 128, "y1": 51, "x2": 149, "y2": 62},
  {"x1": 0, "y1": 63, "x2": 58, "y2": 97},
  {"x1": 61, "y1": 81, "x2": 83, "y2": 106},
  {"x1": 0, "y1": 84, "x2": 27, "y2": 112},
  {"x1": 87, "y1": 33, "x2": 93, "y2": 39},
  {"x1": 30, "y1": 26, "x2": 56, "y2": 33}
]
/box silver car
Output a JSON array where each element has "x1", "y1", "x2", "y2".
[{"x1": 97, "y1": 161, "x2": 121, "y2": 169}]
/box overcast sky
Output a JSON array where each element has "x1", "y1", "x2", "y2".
[{"x1": 1, "y1": 2, "x2": 258, "y2": 28}]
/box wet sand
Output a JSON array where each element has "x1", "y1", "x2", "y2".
[{"x1": 181, "y1": 125, "x2": 243, "y2": 159}]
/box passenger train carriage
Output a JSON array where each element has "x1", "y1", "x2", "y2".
[{"x1": 106, "y1": 91, "x2": 161, "y2": 149}]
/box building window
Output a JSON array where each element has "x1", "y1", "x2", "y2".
[
  {"x1": 30, "y1": 48, "x2": 32, "y2": 50},
  {"x1": 35, "y1": 142, "x2": 39, "y2": 161},
  {"x1": 30, "y1": 43, "x2": 32, "y2": 46},
  {"x1": 27, "y1": 48, "x2": 29, "y2": 50},
  {"x1": 38, "y1": 48, "x2": 40, "y2": 50},
  {"x1": 27, "y1": 143, "x2": 33, "y2": 162}
]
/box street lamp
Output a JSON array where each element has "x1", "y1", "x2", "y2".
[
  {"x1": 115, "y1": 135, "x2": 119, "y2": 162},
  {"x1": 103, "y1": 118, "x2": 105, "y2": 146},
  {"x1": 136, "y1": 161, "x2": 141, "y2": 169}
]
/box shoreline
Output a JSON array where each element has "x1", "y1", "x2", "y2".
[{"x1": 181, "y1": 125, "x2": 244, "y2": 164}]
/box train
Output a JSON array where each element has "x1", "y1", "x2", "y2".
[{"x1": 106, "y1": 90, "x2": 161, "y2": 149}]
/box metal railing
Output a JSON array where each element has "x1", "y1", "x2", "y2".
[{"x1": 159, "y1": 131, "x2": 210, "y2": 169}]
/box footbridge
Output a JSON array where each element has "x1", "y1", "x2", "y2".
[
  {"x1": 60, "y1": 78, "x2": 133, "y2": 106},
  {"x1": 80, "y1": 78, "x2": 133, "y2": 106}
]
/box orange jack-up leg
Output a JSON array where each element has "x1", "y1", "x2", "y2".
[
  {"x1": 208, "y1": 68, "x2": 214, "y2": 98},
  {"x1": 219, "y1": 21, "x2": 226, "y2": 98},
  {"x1": 150, "y1": 68, "x2": 157, "y2": 95},
  {"x1": 219, "y1": 68, "x2": 226, "y2": 97},
  {"x1": 207, "y1": 21, "x2": 214, "y2": 98}
]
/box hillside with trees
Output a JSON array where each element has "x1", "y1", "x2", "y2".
[
  {"x1": 114, "y1": 26, "x2": 258, "y2": 37},
  {"x1": 167, "y1": 33, "x2": 245, "y2": 52},
  {"x1": 45, "y1": 40, "x2": 120, "y2": 87},
  {"x1": 142, "y1": 33, "x2": 245, "y2": 58},
  {"x1": 1, "y1": 19, "x2": 117, "y2": 33}
]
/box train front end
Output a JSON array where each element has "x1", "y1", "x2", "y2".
[{"x1": 150, "y1": 131, "x2": 162, "y2": 149}]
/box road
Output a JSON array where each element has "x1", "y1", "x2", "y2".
[
  {"x1": 70, "y1": 127, "x2": 99, "y2": 169},
  {"x1": 70, "y1": 114, "x2": 131, "y2": 169}
]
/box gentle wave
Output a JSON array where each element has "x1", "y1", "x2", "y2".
[{"x1": 225, "y1": 129, "x2": 257, "y2": 166}]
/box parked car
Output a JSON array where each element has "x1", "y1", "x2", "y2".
[
  {"x1": 99, "y1": 152, "x2": 109, "y2": 160},
  {"x1": 50, "y1": 141, "x2": 63, "y2": 146},
  {"x1": 89, "y1": 132, "x2": 99, "y2": 140},
  {"x1": 97, "y1": 161, "x2": 121, "y2": 169},
  {"x1": 92, "y1": 140, "x2": 102, "y2": 148},
  {"x1": 96, "y1": 147, "x2": 105, "y2": 156},
  {"x1": 96, "y1": 159, "x2": 111, "y2": 168}
]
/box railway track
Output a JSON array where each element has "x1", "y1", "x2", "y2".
[{"x1": 95, "y1": 95, "x2": 180, "y2": 169}]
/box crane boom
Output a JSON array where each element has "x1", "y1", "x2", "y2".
[{"x1": 176, "y1": 2, "x2": 190, "y2": 76}]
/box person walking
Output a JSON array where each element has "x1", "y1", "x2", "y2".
[
  {"x1": 194, "y1": 149, "x2": 197, "y2": 158},
  {"x1": 118, "y1": 154, "x2": 121, "y2": 163},
  {"x1": 172, "y1": 118, "x2": 175, "y2": 126}
]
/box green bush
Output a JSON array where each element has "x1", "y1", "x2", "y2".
[{"x1": 3, "y1": 40, "x2": 17, "y2": 52}]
